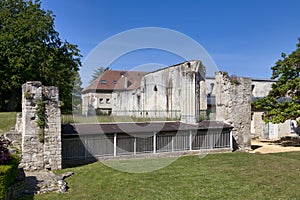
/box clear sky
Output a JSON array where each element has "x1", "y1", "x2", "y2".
[{"x1": 42, "y1": 0, "x2": 300, "y2": 87}]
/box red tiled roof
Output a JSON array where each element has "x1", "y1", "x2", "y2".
[{"x1": 82, "y1": 70, "x2": 148, "y2": 93}]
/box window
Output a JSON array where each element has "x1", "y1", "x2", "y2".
[
  {"x1": 154, "y1": 85, "x2": 158, "y2": 91},
  {"x1": 106, "y1": 98, "x2": 110, "y2": 104},
  {"x1": 99, "y1": 98, "x2": 104, "y2": 104},
  {"x1": 113, "y1": 80, "x2": 117, "y2": 84},
  {"x1": 101, "y1": 80, "x2": 107, "y2": 84},
  {"x1": 209, "y1": 83, "x2": 214, "y2": 94}
]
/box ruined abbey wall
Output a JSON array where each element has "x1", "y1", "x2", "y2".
[
  {"x1": 215, "y1": 72, "x2": 252, "y2": 149},
  {"x1": 20, "y1": 81, "x2": 61, "y2": 170},
  {"x1": 112, "y1": 60, "x2": 207, "y2": 124}
]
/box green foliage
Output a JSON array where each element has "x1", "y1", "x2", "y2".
[
  {"x1": 0, "y1": 0, "x2": 82, "y2": 112},
  {"x1": 199, "y1": 110, "x2": 210, "y2": 121},
  {"x1": 24, "y1": 91, "x2": 31, "y2": 99},
  {"x1": 0, "y1": 155, "x2": 19, "y2": 199},
  {"x1": 89, "y1": 67, "x2": 110, "y2": 84},
  {"x1": 254, "y1": 38, "x2": 300, "y2": 123},
  {"x1": 72, "y1": 72, "x2": 83, "y2": 115},
  {"x1": 229, "y1": 75, "x2": 241, "y2": 85},
  {"x1": 36, "y1": 99, "x2": 45, "y2": 142}
]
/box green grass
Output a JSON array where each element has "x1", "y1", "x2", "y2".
[
  {"x1": 61, "y1": 114, "x2": 179, "y2": 124},
  {"x1": 0, "y1": 112, "x2": 16, "y2": 134},
  {"x1": 21, "y1": 152, "x2": 300, "y2": 199}
]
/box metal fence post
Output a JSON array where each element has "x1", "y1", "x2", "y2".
[
  {"x1": 153, "y1": 132, "x2": 157, "y2": 154},
  {"x1": 189, "y1": 130, "x2": 192, "y2": 151},
  {"x1": 134, "y1": 136, "x2": 137, "y2": 155},
  {"x1": 230, "y1": 130, "x2": 233, "y2": 150},
  {"x1": 114, "y1": 132, "x2": 117, "y2": 157}
]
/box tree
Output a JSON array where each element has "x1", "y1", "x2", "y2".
[
  {"x1": 254, "y1": 38, "x2": 300, "y2": 123},
  {"x1": 72, "y1": 72, "x2": 83, "y2": 114},
  {"x1": 89, "y1": 67, "x2": 109, "y2": 84},
  {"x1": 0, "y1": 0, "x2": 82, "y2": 112}
]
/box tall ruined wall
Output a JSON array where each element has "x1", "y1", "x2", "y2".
[
  {"x1": 142, "y1": 60, "x2": 207, "y2": 123},
  {"x1": 20, "y1": 81, "x2": 61, "y2": 170},
  {"x1": 215, "y1": 72, "x2": 252, "y2": 149},
  {"x1": 112, "y1": 90, "x2": 142, "y2": 117},
  {"x1": 112, "y1": 60, "x2": 206, "y2": 123}
]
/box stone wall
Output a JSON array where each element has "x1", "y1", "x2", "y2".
[
  {"x1": 112, "y1": 60, "x2": 207, "y2": 124},
  {"x1": 20, "y1": 81, "x2": 61, "y2": 170},
  {"x1": 215, "y1": 72, "x2": 252, "y2": 150},
  {"x1": 251, "y1": 79, "x2": 276, "y2": 97}
]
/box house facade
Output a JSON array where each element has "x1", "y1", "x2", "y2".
[{"x1": 82, "y1": 70, "x2": 147, "y2": 116}]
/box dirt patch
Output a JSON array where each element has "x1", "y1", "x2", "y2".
[{"x1": 251, "y1": 136, "x2": 300, "y2": 154}]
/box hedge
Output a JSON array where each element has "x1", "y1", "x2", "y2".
[{"x1": 0, "y1": 155, "x2": 19, "y2": 200}]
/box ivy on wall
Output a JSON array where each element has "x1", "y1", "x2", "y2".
[{"x1": 36, "y1": 99, "x2": 46, "y2": 143}]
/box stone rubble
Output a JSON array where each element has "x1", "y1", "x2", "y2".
[{"x1": 23, "y1": 170, "x2": 74, "y2": 195}]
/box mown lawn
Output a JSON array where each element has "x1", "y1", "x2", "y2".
[
  {"x1": 0, "y1": 112, "x2": 16, "y2": 134},
  {"x1": 21, "y1": 152, "x2": 300, "y2": 199}
]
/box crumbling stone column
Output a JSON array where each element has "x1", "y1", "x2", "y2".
[
  {"x1": 20, "y1": 81, "x2": 61, "y2": 170},
  {"x1": 215, "y1": 72, "x2": 252, "y2": 150},
  {"x1": 181, "y1": 61, "x2": 206, "y2": 124}
]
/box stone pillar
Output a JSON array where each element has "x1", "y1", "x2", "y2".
[
  {"x1": 215, "y1": 72, "x2": 252, "y2": 150},
  {"x1": 181, "y1": 70, "x2": 197, "y2": 124},
  {"x1": 20, "y1": 81, "x2": 61, "y2": 170},
  {"x1": 43, "y1": 86, "x2": 62, "y2": 170},
  {"x1": 181, "y1": 60, "x2": 206, "y2": 124}
]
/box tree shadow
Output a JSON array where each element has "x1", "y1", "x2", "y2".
[
  {"x1": 17, "y1": 175, "x2": 39, "y2": 200},
  {"x1": 273, "y1": 136, "x2": 300, "y2": 147}
]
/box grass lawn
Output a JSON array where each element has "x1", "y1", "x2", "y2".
[
  {"x1": 0, "y1": 112, "x2": 16, "y2": 134},
  {"x1": 21, "y1": 152, "x2": 300, "y2": 199}
]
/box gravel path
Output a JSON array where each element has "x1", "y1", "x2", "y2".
[{"x1": 251, "y1": 139, "x2": 300, "y2": 154}]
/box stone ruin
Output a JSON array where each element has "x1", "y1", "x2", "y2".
[
  {"x1": 17, "y1": 81, "x2": 62, "y2": 170},
  {"x1": 215, "y1": 71, "x2": 252, "y2": 150},
  {"x1": 5, "y1": 67, "x2": 252, "y2": 173}
]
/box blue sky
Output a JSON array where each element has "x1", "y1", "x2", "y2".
[{"x1": 42, "y1": 0, "x2": 300, "y2": 87}]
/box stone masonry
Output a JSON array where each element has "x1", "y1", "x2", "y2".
[
  {"x1": 112, "y1": 60, "x2": 207, "y2": 124},
  {"x1": 215, "y1": 72, "x2": 252, "y2": 150},
  {"x1": 20, "y1": 81, "x2": 61, "y2": 170}
]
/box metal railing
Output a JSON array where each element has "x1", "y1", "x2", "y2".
[{"x1": 62, "y1": 129, "x2": 231, "y2": 160}]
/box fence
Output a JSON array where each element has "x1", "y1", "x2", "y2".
[{"x1": 62, "y1": 128, "x2": 232, "y2": 160}]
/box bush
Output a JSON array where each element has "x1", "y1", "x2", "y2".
[
  {"x1": 0, "y1": 136, "x2": 11, "y2": 164},
  {"x1": 0, "y1": 155, "x2": 19, "y2": 199}
]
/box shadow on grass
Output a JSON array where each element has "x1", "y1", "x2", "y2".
[{"x1": 17, "y1": 175, "x2": 39, "y2": 200}]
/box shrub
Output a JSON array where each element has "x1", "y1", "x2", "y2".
[
  {"x1": 0, "y1": 155, "x2": 19, "y2": 199},
  {"x1": 0, "y1": 136, "x2": 11, "y2": 164},
  {"x1": 229, "y1": 75, "x2": 241, "y2": 85}
]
